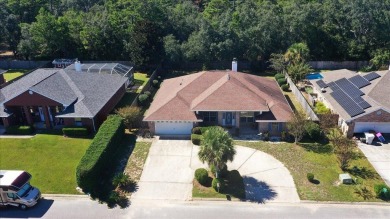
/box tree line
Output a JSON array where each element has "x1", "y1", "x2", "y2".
[{"x1": 0, "y1": 0, "x2": 389, "y2": 68}]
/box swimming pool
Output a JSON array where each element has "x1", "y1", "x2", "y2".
[{"x1": 306, "y1": 73, "x2": 323, "y2": 80}]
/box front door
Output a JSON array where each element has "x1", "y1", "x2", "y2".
[{"x1": 225, "y1": 112, "x2": 232, "y2": 125}]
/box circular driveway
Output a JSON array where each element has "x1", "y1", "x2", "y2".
[{"x1": 133, "y1": 140, "x2": 300, "y2": 203}]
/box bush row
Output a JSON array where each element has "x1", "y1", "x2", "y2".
[
  {"x1": 62, "y1": 126, "x2": 89, "y2": 137},
  {"x1": 6, "y1": 125, "x2": 33, "y2": 135},
  {"x1": 191, "y1": 134, "x2": 202, "y2": 145},
  {"x1": 76, "y1": 115, "x2": 125, "y2": 195}
]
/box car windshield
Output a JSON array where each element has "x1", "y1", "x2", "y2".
[{"x1": 16, "y1": 183, "x2": 32, "y2": 197}]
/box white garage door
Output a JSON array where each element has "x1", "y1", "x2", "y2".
[
  {"x1": 155, "y1": 121, "x2": 193, "y2": 135},
  {"x1": 354, "y1": 122, "x2": 390, "y2": 133}
]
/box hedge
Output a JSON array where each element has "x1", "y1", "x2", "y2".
[
  {"x1": 62, "y1": 126, "x2": 89, "y2": 137},
  {"x1": 191, "y1": 134, "x2": 202, "y2": 145},
  {"x1": 281, "y1": 84, "x2": 289, "y2": 91},
  {"x1": 195, "y1": 168, "x2": 209, "y2": 186},
  {"x1": 76, "y1": 115, "x2": 125, "y2": 195},
  {"x1": 199, "y1": 126, "x2": 222, "y2": 134},
  {"x1": 6, "y1": 125, "x2": 33, "y2": 135},
  {"x1": 275, "y1": 73, "x2": 285, "y2": 80},
  {"x1": 277, "y1": 78, "x2": 287, "y2": 86}
]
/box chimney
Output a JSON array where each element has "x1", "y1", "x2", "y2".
[
  {"x1": 232, "y1": 58, "x2": 237, "y2": 72},
  {"x1": 75, "y1": 60, "x2": 82, "y2": 72}
]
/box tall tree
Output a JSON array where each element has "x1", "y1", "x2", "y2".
[{"x1": 198, "y1": 127, "x2": 236, "y2": 177}]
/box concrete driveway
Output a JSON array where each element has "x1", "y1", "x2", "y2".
[
  {"x1": 358, "y1": 141, "x2": 390, "y2": 186},
  {"x1": 132, "y1": 140, "x2": 299, "y2": 203}
]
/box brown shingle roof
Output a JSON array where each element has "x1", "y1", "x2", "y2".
[{"x1": 144, "y1": 71, "x2": 293, "y2": 122}]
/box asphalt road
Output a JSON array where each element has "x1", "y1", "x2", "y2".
[{"x1": 1, "y1": 197, "x2": 390, "y2": 219}]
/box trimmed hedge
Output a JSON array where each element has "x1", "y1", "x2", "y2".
[
  {"x1": 275, "y1": 73, "x2": 285, "y2": 80},
  {"x1": 281, "y1": 84, "x2": 289, "y2": 91},
  {"x1": 6, "y1": 125, "x2": 33, "y2": 135},
  {"x1": 76, "y1": 115, "x2": 125, "y2": 195},
  {"x1": 277, "y1": 78, "x2": 287, "y2": 86},
  {"x1": 62, "y1": 126, "x2": 89, "y2": 137},
  {"x1": 191, "y1": 134, "x2": 202, "y2": 145},
  {"x1": 195, "y1": 168, "x2": 209, "y2": 186},
  {"x1": 192, "y1": 127, "x2": 202, "y2": 135}
]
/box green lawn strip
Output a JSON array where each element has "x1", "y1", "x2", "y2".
[
  {"x1": 192, "y1": 170, "x2": 245, "y2": 200},
  {"x1": 235, "y1": 141, "x2": 385, "y2": 202},
  {"x1": 134, "y1": 73, "x2": 149, "y2": 93},
  {"x1": 284, "y1": 91, "x2": 305, "y2": 113},
  {"x1": 124, "y1": 140, "x2": 152, "y2": 182},
  {"x1": 3, "y1": 69, "x2": 29, "y2": 82},
  {"x1": 0, "y1": 134, "x2": 91, "y2": 194}
]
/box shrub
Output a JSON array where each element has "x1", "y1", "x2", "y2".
[
  {"x1": 138, "y1": 94, "x2": 149, "y2": 106},
  {"x1": 210, "y1": 164, "x2": 228, "y2": 178},
  {"x1": 212, "y1": 178, "x2": 224, "y2": 192},
  {"x1": 281, "y1": 84, "x2": 289, "y2": 91},
  {"x1": 275, "y1": 73, "x2": 285, "y2": 80},
  {"x1": 152, "y1": 79, "x2": 159, "y2": 88},
  {"x1": 6, "y1": 125, "x2": 33, "y2": 135},
  {"x1": 144, "y1": 91, "x2": 151, "y2": 96},
  {"x1": 115, "y1": 106, "x2": 143, "y2": 129},
  {"x1": 195, "y1": 168, "x2": 209, "y2": 186},
  {"x1": 307, "y1": 173, "x2": 314, "y2": 182},
  {"x1": 314, "y1": 102, "x2": 331, "y2": 114},
  {"x1": 304, "y1": 121, "x2": 322, "y2": 140},
  {"x1": 112, "y1": 172, "x2": 131, "y2": 188},
  {"x1": 199, "y1": 126, "x2": 221, "y2": 134},
  {"x1": 374, "y1": 184, "x2": 390, "y2": 200},
  {"x1": 191, "y1": 134, "x2": 202, "y2": 145},
  {"x1": 277, "y1": 78, "x2": 287, "y2": 86},
  {"x1": 192, "y1": 127, "x2": 202, "y2": 135},
  {"x1": 62, "y1": 126, "x2": 89, "y2": 137},
  {"x1": 76, "y1": 115, "x2": 125, "y2": 195}
]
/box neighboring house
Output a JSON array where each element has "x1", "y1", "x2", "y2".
[
  {"x1": 144, "y1": 70, "x2": 293, "y2": 136},
  {"x1": 311, "y1": 69, "x2": 390, "y2": 137},
  {"x1": 0, "y1": 69, "x2": 6, "y2": 85},
  {"x1": 0, "y1": 63, "x2": 130, "y2": 132}
]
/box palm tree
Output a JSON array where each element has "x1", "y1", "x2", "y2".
[
  {"x1": 284, "y1": 42, "x2": 310, "y2": 65},
  {"x1": 198, "y1": 127, "x2": 236, "y2": 178}
]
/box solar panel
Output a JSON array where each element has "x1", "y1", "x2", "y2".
[
  {"x1": 352, "y1": 96, "x2": 371, "y2": 109},
  {"x1": 363, "y1": 72, "x2": 381, "y2": 81},
  {"x1": 335, "y1": 78, "x2": 364, "y2": 97},
  {"x1": 316, "y1": 80, "x2": 328, "y2": 88},
  {"x1": 330, "y1": 90, "x2": 364, "y2": 117},
  {"x1": 348, "y1": 75, "x2": 370, "y2": 88},
  {"x1": 328, "y1": 82, "x2": 339, "y2": 91}
]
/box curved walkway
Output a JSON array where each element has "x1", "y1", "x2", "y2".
[{"x1": 132, "y1": 140, "x2": 300, "y2": 203}]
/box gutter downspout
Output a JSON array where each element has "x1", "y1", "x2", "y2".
[{"x1": 92, "y1": 117, "x2": 96, "y2": 132}]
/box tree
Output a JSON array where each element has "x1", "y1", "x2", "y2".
[
  {"x1": 287, "y1": 62, "x2": 314, "y2": 83},
  {"x1": 327, "y1": 128, "x2": 356, "y2": 171},
  {"x1": 198, "y1": 127, "x2": 236, "y2": 177},
  {"x1": 284, "y1": 42, "x2": 310, "y2": 65},
  {"x1": 269, "y1": 53, "x2": 287, "y2": 74},
  {"x1": 115, "y1": 106, "x2": 143, "y2": 130},
  {"x1": 370, "y1": 49, "x2": 390, "y2": 70},
  {"x1": 287, "y1": 110, "x2": 308, "y2": 144}
]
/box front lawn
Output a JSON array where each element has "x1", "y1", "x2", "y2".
[
  {"x1": 3, "y1": 69, "x2": 29, "y2": 82},
  {"x1": 0, "y1": 134, "x2": 91, "y2": 194},
  {"x1": 236, "y1": 140, "x2": 385, "y2": 202}
]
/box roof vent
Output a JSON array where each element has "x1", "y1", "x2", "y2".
[{"x1": 232, "y1": 58, "x2": 237, "y2": 72}]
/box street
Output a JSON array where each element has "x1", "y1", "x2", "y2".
[{"x1": 1, "y1": 196, "x2": 390, "y2": 219}]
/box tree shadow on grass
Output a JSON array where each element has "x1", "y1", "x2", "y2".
[
  {"x1": 243, "y1": 177, "x2": 277, "y2": 204},
  {"x1": 348, "y1": 166, "x2": 379, "y2": 179},
  {"x1": 298, "y1": 142, "x2": 333, "y2": 154}
]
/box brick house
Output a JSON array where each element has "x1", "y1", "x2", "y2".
[
  {"x1": 143, "y1": 70, "x2": 293, "y2": 136},
  {"x1": 0, "y1": 65, "x2": 129, "y2": 132},
  {"x1": 311, "y1": 69, "x2": 390, "y2": 137}
]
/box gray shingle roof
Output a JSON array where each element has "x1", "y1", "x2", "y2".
[{"x1": 0, "y1": 68, "x2": 127, "y2": 118}]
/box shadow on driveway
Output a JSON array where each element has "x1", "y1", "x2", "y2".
[
  {"x1": 243, "y1": 176, "x2": 277, "y2": 204},
  {"x1": 0, "y1": 198, "x2": 54, "y2": 218}
]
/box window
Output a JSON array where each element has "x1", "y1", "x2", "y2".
[
  {"x1": 200, "y1": 112, "x2": 217, "y2": 122},
  {"x1": 7, "y1": 193, "x2": 17, "y2": 199},
  {"x1": 74, "y1": 118, "x2": 82, "y2": 126},
  {"x1": 240, "y1": 112, "x2": 254, "y2": 123}
]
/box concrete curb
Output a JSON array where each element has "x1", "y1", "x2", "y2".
[
  {"x1": 42, "y1": 194, "x2": 89, "y2": 198},
  {"x1": 300, "y1": 200, "x2": 390, "y2": 206}
]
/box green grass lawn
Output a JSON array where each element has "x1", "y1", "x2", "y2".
[
  {"x1": 3, "y1": 69, "x2": 29, "y2": 82},
  {"x1": 0, "y1": 134, "x2": 91, "y2": 194},
  {"x1": 235, "y1": 140, "x2": 385, "y2": 202},
  {"x1": 284, "y1": 91, "x2": 305, "y2": 113}
]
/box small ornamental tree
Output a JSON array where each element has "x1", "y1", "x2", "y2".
[
  {"x1": 287, "y1": 110, "x2": 308, "y2": 144},
  {"x1": 115, "y1": 106, "x2": 143, "y2": 129}
]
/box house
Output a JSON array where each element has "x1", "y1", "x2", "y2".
[
  {"x1": 143, "y1": 70, "x2": 293, "y2": 136},
  {"x1": 311, "y1": 69, "x2": 390, "y2": 137},
  {"x1": 0, "y1": 69, "x2": 6, "y2": 85},
  {"x1": 0, "y1": 63, "x2": 130, "y2": 132}
]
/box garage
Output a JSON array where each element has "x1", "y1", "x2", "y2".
[
  {"x1": 155, "y1": 121, "x2": 193, "y2": 135},
  {"x1": 354, "y1": 122, "x2": 390, "y2": 133}
]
